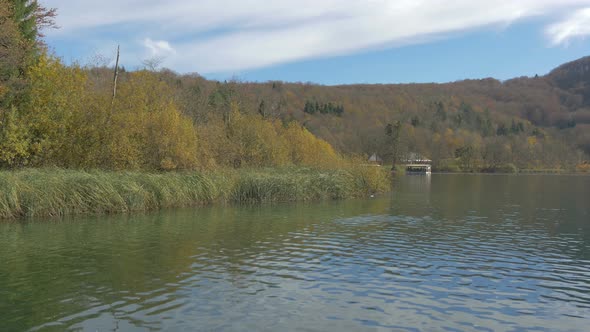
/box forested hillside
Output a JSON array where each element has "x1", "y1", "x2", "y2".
[
  {"x1": 1, "y1": 0, "x2": 589, "y2": 173},
  {"x1": 153, "y1": 56, "x2": 590, "y2": 172}
]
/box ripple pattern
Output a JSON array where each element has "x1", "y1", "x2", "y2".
[{"x1": 0, "y1": 174, "x2": 589, "y2": 331}]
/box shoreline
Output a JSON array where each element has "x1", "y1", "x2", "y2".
[{"x1": 429, "y1": 171, "x2": 589, "y2": 176}]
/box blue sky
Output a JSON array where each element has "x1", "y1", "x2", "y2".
[{"x1": 42, "y1": 0, "x2": 590, "y2": 85}]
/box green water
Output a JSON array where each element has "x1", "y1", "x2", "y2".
[{"x1": 1, "y1": 174, "x2": 589, "y2": 331}]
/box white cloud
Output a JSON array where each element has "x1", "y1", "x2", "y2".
[
  {"x1": 143, "y1": 38, "x2": 176, "y2": 57},
  {"x1": 546, "y1": 7, "x2": 590, "y2": 45},
  {"x1": 41, "y1": 0, "x2": 590, "y2": 73}
]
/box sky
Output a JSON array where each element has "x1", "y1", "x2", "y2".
[{"x1": 42, "y1": 0, "x2": 590, "y2": 85}]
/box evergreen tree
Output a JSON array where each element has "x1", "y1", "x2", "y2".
[
  {"x1": 435, "y1": 101, "x2": 447, "y2": 121},
  {"x1": 11, "y1": 0, "x2": 38, "y2": 42},
  {"x1": 386, "y1": 121, "x2": 402, "y2": 167},
  {"x1": 497, "y1": 123, "x2": 508, "y2": 136},
  {"x1": 258, "y1": 99, "x2": 266, "y2": 118},
  {"x1": 9, "y1": 0, "x2": 56, "y2": 46}
]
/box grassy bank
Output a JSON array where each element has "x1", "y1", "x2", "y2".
[{"x1": 0, "y1": 166, "x2": 390, "y2": 220}]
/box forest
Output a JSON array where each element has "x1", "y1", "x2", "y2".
[
  {"x1": 1, "y1": 0, "x2": 589, "y2": 175},
  {"x1": 170, "y1": 62, "x2": 590, "y2": 173}
]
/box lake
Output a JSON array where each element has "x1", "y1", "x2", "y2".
[{"x1": 1, "y1": 174, "x2": 589, "y2": 331}]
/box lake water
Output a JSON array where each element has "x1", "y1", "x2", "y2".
[{"x1": 1, "y1": 174, "x2": 589, "y2": 331}]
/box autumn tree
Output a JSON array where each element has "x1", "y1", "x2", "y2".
[
  {"x1": 0, "y1": 0, "x2": 29, "y2": 166},
  {"x1": 0, "y1": 0, "x2": 28, "y2": 107}
]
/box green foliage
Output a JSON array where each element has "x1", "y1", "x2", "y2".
[
  {"x1": 433, "y1": 159, "x2": 461, "y2": 173},
  {"x1": 455, "y1": 145, "x2": 479, "y2": 172},
  {"x1": 385, "y1": 121, "x2": 402, "y2": 165},
  {"x1": 493, "y1": 163, "x2": 518, "y2": 174},
  {"x1": 303, "y1": 100, "x2": 344, "y2": 115},
  {"x1": 10, "y1": 0, "x2": 37, "y2": 42},
  {"x1": 8, "y1": 0, "x2": 56, "y2": 47}
]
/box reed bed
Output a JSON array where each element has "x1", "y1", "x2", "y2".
[{"x1": 0, "y1": 166, "x2": 390, "y2": 220}]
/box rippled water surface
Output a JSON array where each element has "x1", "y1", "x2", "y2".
[{"x1": 1, "y1": 174, "x2": 589, "y2": 331}]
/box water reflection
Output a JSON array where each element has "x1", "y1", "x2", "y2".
[{"x1": 0, "y1": 174, "x2": 589, "y2": 331}]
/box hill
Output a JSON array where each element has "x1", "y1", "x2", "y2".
[
  {"x1": 547, "y1": 56, "x2": 590, "y2": 107},
  {"x1": 150, "y1": 56, "x2": 590, "y2": 171}
]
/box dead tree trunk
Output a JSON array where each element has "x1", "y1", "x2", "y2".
[{"x1": 111, "y1": 45, "x2": 120, "y2": 108}]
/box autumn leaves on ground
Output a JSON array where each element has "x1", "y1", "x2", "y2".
[{"x1": 0, "y1": 1, "x2": 389, "y2": 219}]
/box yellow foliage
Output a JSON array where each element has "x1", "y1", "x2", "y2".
[
  {"x1": 99, "y1": 71, "x2": 200, "y2": 170},
  {"x1": 283, "y1": 123, "x2": 343, "y2": 168},
  {"x1": 433, "y1": 133, "x2": 441, "y2": 143},
  {"x1": 198, "y1": 111, "x2": 289, "y2": 168},
  {"x1": 196, "y1": 113, "x2": 342, "y2": 169},
  {"x1": 228, "y1": 112, "x2": 290, "y2": 167},
  {"x1": 21, "y1": 57, "x2": 201, "y2": 170},
  {"x1": 0, "y1": 107, "x2": 30, "y2": 166},
  {"x1": 143, "y1": 105, "x2": 198, "y2": 170},
  {"x1": 4, "y1": 52, "x2": 346, "y2": 171},
  {"x1": 527, "y1": 136, "x2": 537, "y2": 147},
  {"x1": 26, "y1": 54, "x2": 87, "y2": 165}
]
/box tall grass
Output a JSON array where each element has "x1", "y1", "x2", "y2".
[{"x1": 0, "y1": 166, "x2": 390, "y2": 220}]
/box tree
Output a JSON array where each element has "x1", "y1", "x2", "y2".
[
  {"x1": 0, "y1": 0, "x2": 28, "y2": 107},
  {"x1": 258, "y1": 99, "x2": 267, "y2": 118},
  {"x1": 208, "y1": 81, "x2": 239, "y2": 126},
  {"x1": 9, "y1": 0, "x2": 57, "y2": 46},
  {"x1": 455, "y1": 146, "x2": 479, "y2": 172},
  {"x1": 303, "y1": 101, "x2": 315, "y2": 114},
  {"x1": 0, "y1": 106, "x2": 29, "y2": 166},
  {"x1": 481, "y1": 137, "x2": 511, "y2": 170},
  {"x1": 0, "y1": 0, "x2": 29, "y2": 167},
  {"x1": 386, "y1": 121, "x2": 402, "y2": 167},
  {"x1": 1, "y1": 1, "x2": 57, "y2": 167},
  {"x1": 25, "y1": 54, "x2": 87, "y2": 166},
  {"x1": 496, "y1": 123, "x2": 508, "y2": 136},
  {"x1": 141, "y1": 56, "x2": 165, "y2": 71},
  {"x1": 435, "y1": 101, "x2": 447, "y2": 121}
]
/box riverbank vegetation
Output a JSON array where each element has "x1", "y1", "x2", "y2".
[{"x1": 0, "y1": 167, "x2": 389, "y2": 219}]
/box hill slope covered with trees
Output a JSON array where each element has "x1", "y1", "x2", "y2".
[{"x1": 143, "y1": 55, "x2": 589, "y2": 172}]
